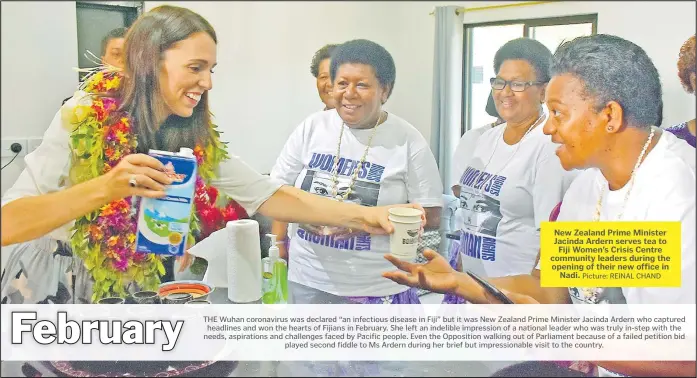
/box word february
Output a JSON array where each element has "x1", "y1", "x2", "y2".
[{"x1": 12, "y1": 311, "x2": 184, "y2": 351}]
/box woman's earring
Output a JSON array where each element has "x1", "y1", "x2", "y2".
[{"x1": 607, "y1": 126, "x2": 614, "y2": 131}]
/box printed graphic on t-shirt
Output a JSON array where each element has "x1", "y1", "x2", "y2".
[
  {"x1": 568, "y1": 287, "x2": 626, "y2": 304},
  {"x1": 460, "y1": 187, "x2": 501, "y2": 237},
  {"x1": 458, "y1": 166, "x2": 506, "y2": 261},
  {"x1": 296, "y1": 152, "x2": 384, "y2": 251},
  {"x1": 301, "y1": 170, "x2": 380, "y2": 207}
]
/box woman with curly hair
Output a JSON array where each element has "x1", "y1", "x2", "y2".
[
  {"x1": 310, "y1": 44, "x2": 339, "y2": 111},
  {"x1": 666, "y1": 35, "x2": 696, "y2": 147}
]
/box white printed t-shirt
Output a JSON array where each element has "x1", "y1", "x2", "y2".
[
  {"x1": 543, "y1": 129, "x2": 696, "y2": 377},
  {"x1": 450, "y1": 124, "x2": 495, "y2": 235},
  {"x1": 450, "y1": 124, "x2": 495, "y2": 191},
  {"x1": 270, "y1": 110, "x2": 443, "y2": 297},
  {"x1": 454, "y1": 116, "x2": 576, "y2": 278}
]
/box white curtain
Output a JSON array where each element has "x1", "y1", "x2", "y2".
[{"x1": 430, "y1": 5, "x2": 464, "y2": 193}]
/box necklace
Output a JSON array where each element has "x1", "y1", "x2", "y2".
[
  {"x1": 474, "y1": 112, "x2": 545, "y2": 196},
  {"x1": 330, "y1": 112, "x2": 384, "y2": 201},
  {"x1": 67, "y1": 68, "x2": 242, "y2": 302},
  {"x1": 592, "y1": 127, "x2": 655, "y2": 222}
]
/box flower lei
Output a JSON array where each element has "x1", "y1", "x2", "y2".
[{"x1": 67, "y1": 69, "x2": 247, "y2": 303}]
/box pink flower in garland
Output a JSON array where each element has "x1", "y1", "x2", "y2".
[
  {"x1": 112, "y1": 257, "x2": 129, "y2": 272},
  {"x1": 102, "y1": 97, "x2": 118, "y2": 112}
]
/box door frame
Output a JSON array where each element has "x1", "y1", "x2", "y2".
[{"x1": 74, "y1": 1, "x2": 143, "y2": 80}]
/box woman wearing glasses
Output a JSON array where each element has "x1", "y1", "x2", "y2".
[{"x1": 445, "y1": 38, "x2": 577, "y2": 304}]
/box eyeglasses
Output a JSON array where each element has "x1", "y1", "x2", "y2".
[{"x1": 490, "y1": 78, "x2": 544, "y2": 92}]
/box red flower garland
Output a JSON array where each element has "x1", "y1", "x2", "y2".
[{"x1": 69, "y1": 69, "x2": 247, "y2": 300}]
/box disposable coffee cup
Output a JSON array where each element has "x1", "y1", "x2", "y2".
[{"x1": 388, "y1": 208, "x2": 423, "y2": 260}]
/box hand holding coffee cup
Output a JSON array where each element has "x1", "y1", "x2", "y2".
[{"x1": 388, "y1": 207, "x2": 424, "y2": 261}]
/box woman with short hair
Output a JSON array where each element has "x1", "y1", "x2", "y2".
[
  {"x1": 270, "y1": 39, "x2": 443, "y2": 305},
  {"x1": 310, "y1": 43, "x2": 339, "y2": 111},
  {"x1": 444, "y1": 38, "x2": 575, "y2": 306}
]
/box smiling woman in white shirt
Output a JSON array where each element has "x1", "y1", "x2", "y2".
[
  {"x1": 0, "y1": 6, "x2": 421, "y2": 305},
  {"x1": 384, "y1": 34, "x2": 696, "y2": 377},
  {"x1": 268, "y1": 37, "x2": 443, "y2": 378},
  {"x1": 269, "y1": 39, "x2": 443, "y2": 305},
  {"x1": 444, "y1": 38, "x2": 577, "y2": 305}
]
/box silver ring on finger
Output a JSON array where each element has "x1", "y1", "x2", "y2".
[{"x1": 129, "y1": 175, "x2": 138, "y2": 188}]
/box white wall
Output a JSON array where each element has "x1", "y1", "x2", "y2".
[
  {"x1": 1, "y1": 1, "x2": 695, "y2": 194},
  {"x1": 143, "y1": 1, "x2": 441, "y2": 173},
  {"x1": 1, "y1": 1, "x2": 78, "y2": 195},
  {"x1": 144, "y1": 0, "x2": 695, "y2": 174}
]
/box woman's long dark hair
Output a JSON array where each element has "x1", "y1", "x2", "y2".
[{"x1": 120, "y1": 5, "x2": 217, "y2": 152}]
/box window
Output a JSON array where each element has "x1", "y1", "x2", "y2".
[
  {"x1": 526, "y1": 15, "x2": 596, "y2": 53},
  {"x1": 75, "y1": 1, "x2": 142, "y2": 80},
  {"x1": 462, "y1": 14, "x2": 597, "y2": 134}
]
